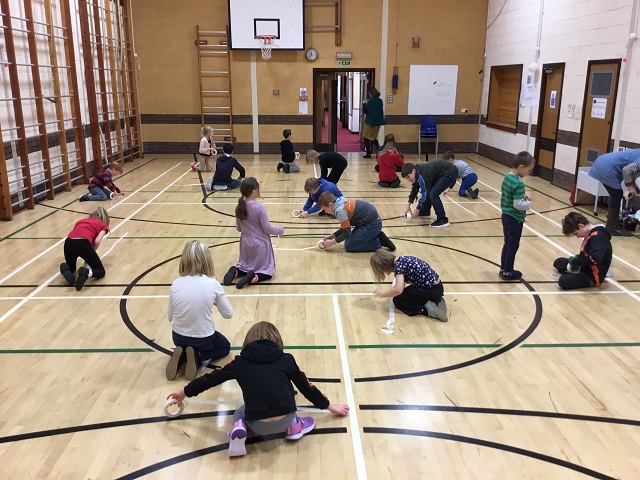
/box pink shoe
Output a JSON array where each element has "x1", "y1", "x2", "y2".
[
  {"x1": 285, "y1": 416, "x2": 315, "y2": 441},
  {"x1": 190, "y1": 163, "x2": 197, "y2": 171},
  {"x1": 228, "y1": 419, "x2": 247, "y2": 457}
]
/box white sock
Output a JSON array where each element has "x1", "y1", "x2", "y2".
[{"x1": 87, "y1": 267, "x2": 93, "y2": 278}]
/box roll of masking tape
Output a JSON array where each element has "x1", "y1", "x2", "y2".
[
  {"x1": 110, "y1": 192, "x2": 117, "y2": 200},
  {"x1": 164, "y1": 398, "x2": 185, "y2": 418},
  {"x1": 295, "y1": 151, "x2": 300, "y2": 160},
  {"x1": 212, "y1": 149, "x2": 217, "y2": 155},
  {"x1": 292, "y1": 210, "x2": 301, "y2": 218},
  {"x1": 317, "y1": 240, "x2": 326, "y2": 250},
  {"x1": 406, "y1": 212, "x2": 412, "y2": 220}
]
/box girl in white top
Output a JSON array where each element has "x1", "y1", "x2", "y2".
[
  {"x1": 166, "y1": 240, "x2": 233, "y2": 381},
  {"x1": 191, "y1": 126, "x2": 217, "y2": 172}
]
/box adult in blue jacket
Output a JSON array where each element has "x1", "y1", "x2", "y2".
[
  {"x1": 297, "y1": 177, "x2": 343, "y2": 218},
  {"x1": 589, "y1": 149, "x2": 640, "y2": 236}
]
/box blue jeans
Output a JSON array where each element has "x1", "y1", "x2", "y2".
[
  {"x1": 344, "y1": 217, "x2": 382, "y2": 252},
  {"x1": 458, "y1": 173, "x2": 478, "y2": 196},
  {"x1": 500, "y1": 213, "x2": 524, "y2": 272},
  {"x1": 421, "y1": 171, "x2": 458, "y2": 219},
  {"x1": 215, "y1": 179, "x2": 241, "y2": 190},
  {"x1": 87, "y1": 186, "x2": 110, "y2": 201}
]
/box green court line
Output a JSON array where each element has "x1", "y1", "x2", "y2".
[
  {"x1": 0, "y1": 348, "x2": 154, "y2": 354},
  {"x1": 0, "y1": 156, "x2": 159, "y2": 243},
  {"x1": 349, "y1": 342, "x2": 640, "y2": 349},
  {"x1": 230, "y1": 345, "x2": 336, "y2": 351}
]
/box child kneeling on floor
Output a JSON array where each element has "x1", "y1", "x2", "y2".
[
  {"x1": 166, "y1": 240, "x2": 232, "y2": 381},
  {"x1": 167, "y1": 321, "x2": 350, "y2": 457},
  {"x1": 553, "y1": 212, "x2": 612, "y2": 290},
  {"x1": 370, "y1": 247, "x2": 448, "y2": 321}
]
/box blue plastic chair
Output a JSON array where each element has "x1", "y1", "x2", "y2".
[{"x1": 418, "y1": 116, "x2": 438, "y2": 156}]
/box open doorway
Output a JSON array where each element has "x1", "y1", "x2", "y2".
[{"x1": 313, "y1": 68, "x2": 375, "y2": 153}]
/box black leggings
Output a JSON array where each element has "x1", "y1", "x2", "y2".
[
  {"x1": 236, "y1": 268, "x2": 272, "y2": 283},
  {"x1": 378, "y1": 178, "x2": 400, "y2": 188},
  {"x1": 63, "y1": 238, "x2": 106, "y2": 279},
  {"x1": 553, "y1": 257, "x2": 595, "y2": 290},
  {"x1": 393, "y1": 282, "x2": 444, "y2": 316}
]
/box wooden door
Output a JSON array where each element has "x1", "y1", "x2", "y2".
[
  {"x1": 534, "y1": 64, "x2": 564, "y2": 181},
  {"x1": 577, "y1": 61, "x2": 620, "y2": 168}
]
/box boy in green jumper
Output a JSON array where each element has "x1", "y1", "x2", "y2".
[{"x1": 500, "y1": 152, "x2": 535, "y2": 280}]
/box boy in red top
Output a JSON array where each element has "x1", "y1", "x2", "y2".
[
  {"x1": 79, "y1": 162, "x2": 124, "y2": 201},
  {"x1": 60, "y1": 207, "x2": 110, "y2": 291},
  {"x1": 377, "y1": 142, "x2": 404, "y2": 188}
]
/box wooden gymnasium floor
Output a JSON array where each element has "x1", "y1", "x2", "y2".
[{"x1": 1, "y1": 152, "x2": 640, "y2": 480}]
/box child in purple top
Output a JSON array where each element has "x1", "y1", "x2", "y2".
[{"x1": 223, "y1": 178, "x2": 284, "y2": 289}]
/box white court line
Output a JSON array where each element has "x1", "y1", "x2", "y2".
[
  {"x1": 5, "y1": 289, "x2": 640, "y2": 302},
  {"x1": 273, "y1": 246, "x2": 317, "y2": 251},
  {"x1": 332, "y1": 294, "x2": 367, "y2": 480},
  {"x1": 0, "y1": 163, "x2": 184, "y2": 285},
  {"x1": 314, "y1": 164, "x2": 318, "y2": 178},
  {"x1": 0, "y1": 234, "x2": 128, "y2": 326},
  {"x1": 0, "y1": 166, "x2": 191, "y2": 324},
  {"x1": 444, "y1": 195, "x2": 476, "y2": 216},
  {"x1": 476, "y1": 179, "x2": 640, "y2": 303}
]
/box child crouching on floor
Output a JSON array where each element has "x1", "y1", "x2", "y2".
[
  {"x1": 370, "y1": 247, "x2": 448, "y2": 321},
  {"x1": 167, "y1": 321, "x2": 349, "y2": 457}
]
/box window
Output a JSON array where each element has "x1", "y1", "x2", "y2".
[{"x1": 487, "y1": 64, "x2": 523, "y2": 133}]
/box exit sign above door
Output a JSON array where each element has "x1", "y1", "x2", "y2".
[{"x1": 338, "y1": 61, "x2": 351, "y2": 66}]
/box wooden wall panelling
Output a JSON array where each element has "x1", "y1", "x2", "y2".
[
  {"x1": 23, "y1": 0, "x2": 55, "y2": 201},
  {"x1": 114, "y1": 0, "x2": 133, "y2": 160},
  {"x1": 104, "y1": 0, "x2": 124, "y2": 161},
  {"x1": 0, "y1": 0, "x2": 35, "y2": 210},
  {"x1": 91, "y1": 0, "x2": 113, "y2": 164},
  {"x1": 78, "y1": 0, "x2": 103, "y2": 167},
  {"x1": 60, "y1": 0, "x2": 88, "y2": 182},
  {"x1": 122, "y1": 0, "x2": 141, "y2": 158},
  {"x1": 0, "y1": 118, "x2": 11, "y2": 220},
  {"x1": 43, "y1": 0, "x2": 72, "y2": 190}
]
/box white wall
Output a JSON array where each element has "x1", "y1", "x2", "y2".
[{"x1": 480, "y1": 0, "x2": 639, "y2": 175}]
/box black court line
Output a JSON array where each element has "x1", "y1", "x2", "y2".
[
  {"x1": 0, "y1": 410, "x2": 236, "y2": 444},
  {"x1": 364, "y1": 427, "x2": 616, "y2": 480},
  {"x1": 118, "y1": 240, "x2": 341, "y2": 384},
  {"x1": 355, "y1": 238, "x2": 543, "y2": 383},
  {"x1": 360, "y1": 404, "x2": 640, "y2": 427},
  {"x1": 116, "y1": 427, "x2": 348, "y2": 480}
]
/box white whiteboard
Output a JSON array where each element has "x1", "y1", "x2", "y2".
[{"x1": 408, "y1": 65, "x2": 458, "y2": 115}]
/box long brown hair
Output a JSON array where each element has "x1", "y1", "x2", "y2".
[
  {"x1": 235, "y1": 177, "x2": 259, "y2": 220},
  {"x1": 89, "y1": 207, "x2": 110, "y2": 226},
  {"x1": 243, "y1": 321, "x2": 284, "y2": 349},
  {"x1": 370, "y1": 247, "x2": 396, "y2": 283}
]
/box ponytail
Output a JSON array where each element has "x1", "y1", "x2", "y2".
[
  {"x1": 201, "y1": 125, "x2": 213, "y2": 137},
  {"x1": 235, "y1": 177, "x2": 259, "y2": 220}
]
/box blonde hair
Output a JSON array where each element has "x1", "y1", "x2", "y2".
[
  {"x1": 304, "y1": 177, "x2": 320, "y2": 193},
  {"x1": 243, "y1": 321, "x2": 284, "y2": 349},
  {"x1": 109, "y1": 161, "x2": 123, "y2": 174},
  {"x1": 306, "y1": 149, "x2": 320, "y2": 165},
  {"x1": 379, "y1": 141, "x2": 396, "y2": 156},
  {"x1": 370, "y1": 247, "x2": 396, "y2": 283},
  {"x1": 178, "y1": 240, "x2": 215, "y2": 277},
  {"x1": 201, "y1": 125, "x2": 214, "y2": 137},
  {"x1": 89, "y1": 207, "x2": 110, "y2": 226}
]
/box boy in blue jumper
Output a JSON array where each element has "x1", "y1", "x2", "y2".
[{"x1": 297, "y1": 177, "x2": 343, "y2": 218}]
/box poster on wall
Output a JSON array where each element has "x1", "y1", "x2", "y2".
[
  {"x1": 550, "y1": 91, "x2": 557, "y2": 108},
  {"x1": 591, "y1": 98, "x2": 606, "y2": 119}
]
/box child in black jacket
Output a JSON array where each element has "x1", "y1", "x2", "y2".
[
  {"x1": 277, "y1": 129, "x2": 300, "y2": 173},
  {"x1": 553, "y1": 212, "x2": 613, "y2": 290},
  {"x1": 168, "y1": 321, "x2": 349, "y2": 457}
]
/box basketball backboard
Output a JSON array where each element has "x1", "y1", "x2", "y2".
[{"x1": 228, "y1": 0, "x2": 305, "y2": 50}]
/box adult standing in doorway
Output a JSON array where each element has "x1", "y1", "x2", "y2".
[
  {"x1": 362, "y1": 87, "x2": 385, "y2": 158},
  {"x1": 588, "y1": 149, "x2": 640, "y2": 236}
]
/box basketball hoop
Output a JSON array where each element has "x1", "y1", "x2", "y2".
[{"x1": 256, "y1": 35, "x2": 277, "y2": 60}]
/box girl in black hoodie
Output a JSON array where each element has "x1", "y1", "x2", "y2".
[{"x1": 167, "y1": 321, "x2": 349, "y2": 456}]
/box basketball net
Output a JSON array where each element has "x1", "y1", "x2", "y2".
[{"x1": 257, "y1": 35, "x2": 276, "y2": 60}]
